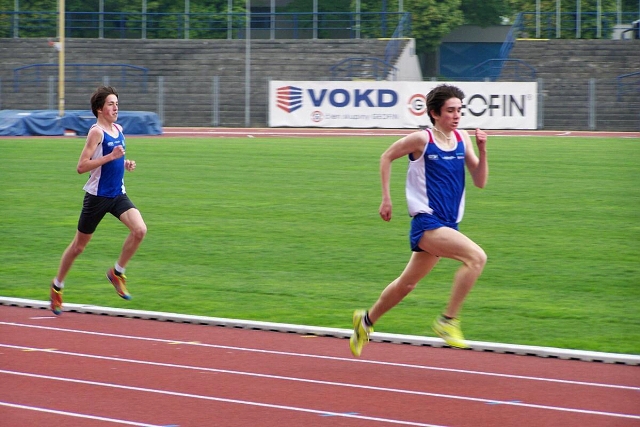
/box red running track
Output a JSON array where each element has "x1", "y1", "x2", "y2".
[{"x1": 1, "y1": 305, "x2": 639, "y2": 427}]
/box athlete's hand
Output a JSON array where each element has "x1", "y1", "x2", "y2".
[
  {"x1": 111, "y1": 145, "x2": 125, "y2": 159},
  {"x1": 379, "y1": 200, "x2": 392, "y2": 222},
  {"x1": 475, "y1": 129, "x2": 487, "y2": 152},
  {"x1": 125, "y1": 159, "x2": 136, "y2": 171}
]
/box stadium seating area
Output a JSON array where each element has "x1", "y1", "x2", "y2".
[
  {"x1": 0, "y1": 36, "x2": 638, "y2": 130},
  {"x1": 0, "y1": 38, "x2": 399, "y2": 128},
  {"x1": 506, "y1": 39, "x2": 640, "y2": 130}
]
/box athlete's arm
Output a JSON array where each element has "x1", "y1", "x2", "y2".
[
  {"x1": 379, "y1": 131, "x2": 428, "y2": 221},
  {"x1": 462, "y1": 128, "x2": 488, "y2": 188},
  {"x1": 76, "y1": 127, "x2": 125, "y2": 174}
]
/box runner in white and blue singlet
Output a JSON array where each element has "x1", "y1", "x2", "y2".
[
  {"x1": 50, "y1": 86, "x2": 147, "y2": 316},
  {"x1": 407, "y1": 128, "x2": 467, "y2": 252},
  {"x1": 83, "y1": 123, "x2": 127, "y2": 198},
  {"x1": 350, "y1": 84, "x2": 489, "y2": 356}
]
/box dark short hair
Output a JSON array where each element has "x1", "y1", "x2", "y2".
[
  {"x1": 426, "y1": 84, "x2": 465, "y2": 125},
  {"x1": 90, "y1": 86, "x2": 118, "y2": 118}
]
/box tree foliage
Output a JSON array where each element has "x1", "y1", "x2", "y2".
[
  {"x1": 462, "y1": 0, "x2": 512, "y2": 26},
  {"x1": 353, "y1": 0, "x2": 464, "y2": 52},
  {"x1": 0, "y1": 0, "x2": 242, "y2": 13},
  {"x1": 507, "y1": 0, "x2": 624, "y2": 39},
  {"x1": 1, "y1": 0, "x2": 637, "y2": 47},
  {"x1": 507, "y1": 0, "x2": 633, "y2": 14},
  {"x1": 282, "y1": 0, "x2": 350, "y2": 13},
  {"x1": 405, "y1": 0, "x2": 465, "y2": 52}
]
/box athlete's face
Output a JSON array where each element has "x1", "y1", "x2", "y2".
[
  {"x1": 99, "y1": 94, "x2": 119, "y2": 122},
  {"x1": 433, "y1": 97, "x2": 462, "y2": 131}
]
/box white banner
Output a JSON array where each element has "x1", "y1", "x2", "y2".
[{"x1": 269, "y1": 81, "x2": 538, "y2": 129}]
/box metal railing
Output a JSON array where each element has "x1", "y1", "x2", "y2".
[
  {"x1": 383, "y1": 12, "x2": 411, "y2": 65},
  {"x1": 13, "y1": 63, "x2": 148, "y2": 91},
  {"x1": 469, "y1": 59, "x2": 537, "y2": 82},
  {"x1": 500, "y1": 13, "x2": 523, "y2": 59},
  {"x1": 616, "y1": 71, "x2": 640, "y2": 101},
  {"x1": 518, "y1": 11, "x2": 639, "y2": 39},
  {"x1": 1, "y1": 75, "x2": 638, "y2": 131},
  {"x1": 329, "y1": 57, "x2": 397, "y2": 81},
  {"x1": 471, "y1": 12, "x2": 526, "y2": 81},
  {"x1": 0, "y1": 11, "x2": 410, "y2": 40}
]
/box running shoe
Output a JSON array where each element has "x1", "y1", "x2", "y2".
[
  {"x1": 50, "y1": 283, "x2": 63, "y2": 315},
  {"x1": 106, "y1": 268, "x2": 131, "y2": 300},
  {"x1": 432, "y1": 315, "x2": 469, "y2": 349},
  {"x1": 349, "y1": 309, "x2": 373, "y2": 357}
]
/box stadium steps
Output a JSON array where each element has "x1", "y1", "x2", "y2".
[
  {"x1": 507, "y1": 39, "x2": 640, "y2": 131},
  {"x1": 0, "y1": 38, "x2": 399, "y2": 127}
]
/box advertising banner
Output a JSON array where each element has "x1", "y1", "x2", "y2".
[{"x1": 269, "y1": 81, "x2": 538, "y2": 129}]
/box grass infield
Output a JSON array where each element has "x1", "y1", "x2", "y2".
[{"x1": 1, "y1": 135, "x2": 638, "y2": 354}]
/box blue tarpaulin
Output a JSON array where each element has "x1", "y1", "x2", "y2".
[{"x1": 0, "y1": 110, "x2": 162, "y2": 136}]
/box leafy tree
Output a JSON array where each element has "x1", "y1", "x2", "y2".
[
  {"x1": 507, "y1": 0, "x2": 620, "y2": 38},
  {"x1": 461, "y1": 0, "x2": 512, "y2": 26},
  {"x1": 0, "y1": 0, "x2": 55, "y2": 10},
  {"x1": 3, "y1": 0, "x2": 634, "y2": 41},
  {"x1": 404, "y1": 0, "x2": 464, "y2": 52},
  {"x1": 353, "y1": 0, "x2": 464, "y2": 52},
  {"x1": 622, "y1": 0, "x2": 638, "y2": 12},
  {"x1": 0, "y1": 0, "x2": 57, "y2": 37},
  {"x1": 281, "y1": 0, "x2": 350, "y2": 12},
  {"x1": 281, "y1": 0, "x2": 352, "y2": 38},
  {"x1": 346, "y1": 0, "x2": 405, "y2": 38}
]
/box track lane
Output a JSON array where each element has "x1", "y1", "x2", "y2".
[{"x1": 1, "y1": 306, "x2": 639, "y2": 427}]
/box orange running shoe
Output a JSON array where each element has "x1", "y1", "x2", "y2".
[
  {"x1": 50, "y1": 283, "x2": 63, "y2": 315},
  {"x1": 106, "y1": 268, "x2": 131, "y2": 300}
]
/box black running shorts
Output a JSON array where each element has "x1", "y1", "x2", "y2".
[{"x1": 77, "y1": 193, "x2": 136, "y2": 234}]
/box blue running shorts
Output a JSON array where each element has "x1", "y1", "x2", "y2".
[{"x1": 409, "y1": 213, "x2": 459, "y2": 252}]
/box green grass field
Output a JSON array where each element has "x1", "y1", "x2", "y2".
[{"x1": 1, "y1": 135, "x2": 639, "y2": 354}]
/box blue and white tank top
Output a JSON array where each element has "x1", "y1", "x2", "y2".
[
  {"x1": 405, "y1": 129, "x2": 466, "y2": 223},
  {"x1": 83, "y1": 124, "x2": 126, "y2": 197}
]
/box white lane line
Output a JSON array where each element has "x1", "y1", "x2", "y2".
[
  {"x1": 1, "y1": 321, "x2": 637, "y2": 391},
  {"x1": 0, "y1": 370, "x2": 447, "y2": 427},
  {"x1": 2, "y1": 298, "x2": 637, "y2": 365},
  {"x1": 2, "y1": 344, "x2": 639, "y2": 421},
  {"x1": 0, "y1": 401, "x2": 167, "y2": 426}
]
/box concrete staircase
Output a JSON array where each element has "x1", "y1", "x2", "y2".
[
  {"x1": 4, "y1": 37, "x2": 635, "y2": 130},
  {"x1": 0, "y1": 38, "x2": 400, "y2": 127},
  {"x1": 506, "y1": 39, "x2": 640, "y2": 130}
]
